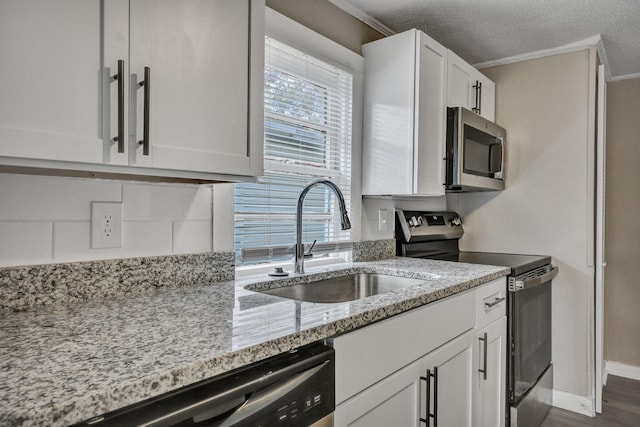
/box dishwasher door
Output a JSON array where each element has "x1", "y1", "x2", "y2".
[{"x1": 76, "y1": 343, "x2": 334, "y2": 427}]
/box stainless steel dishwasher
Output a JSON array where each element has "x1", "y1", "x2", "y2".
[{"x1": 76, "y1": 342, "x2": 335, "y2": 427}]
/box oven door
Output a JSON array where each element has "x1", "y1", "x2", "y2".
[{"x1": 508, "y1": 266, "x2": 558, "y2": 404}]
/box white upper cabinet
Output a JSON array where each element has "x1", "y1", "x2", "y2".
[
  {"x1": 362, "y1": 29, "x2": 447, "y2": 196},
  {"x1": 127, "y1": 0, "x2": 263, "y2": 176},
  {"x1": 0, "y1": 0, "x2": 264, "y2": 181},
  {"x1": 0, "y1": 0, "x2": 105, "y2": 164},
  {"x1": 447, "y1": 51, "x2": 495, "y2": 121},
  {"x1": 361, "y1": 29, "x2": 497, "y2": 196}
]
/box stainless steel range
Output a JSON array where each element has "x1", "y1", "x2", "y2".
[{"x1": 395, "y1": 210, "x2": 558, "y2": 427}]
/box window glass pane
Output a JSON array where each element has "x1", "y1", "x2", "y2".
[
  {"x1": 265, "y1": 69, "x2": 326, "y2": 125},
  {"x1": 265, "y1": 118, "x2": 326, "y2": 166},
  {"x1": 234, "y1": 37, "x2": 353, "y2": 266}
]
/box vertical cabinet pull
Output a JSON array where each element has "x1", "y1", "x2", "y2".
[
  {"x1": 420, "y1": 368, "x2": 438, "y2": 426},
  {"x1": 478, "y1": 332, "x2": 488, "y2": 380},
  {"x1": 433, "y1": 366, "x2": 438, "y2": 426},
  {"x1": 420, "y1": 374, "x2": 428, "y2": 425},
  {"x1": 477, "y1": 80, "x2": 482, "y2": 115},
  {"x1": 472, "y1": 80, "x2": 482, "y2": 115},
  {"x1": 138, "y1": 67, "x2": 150, "y2": 156},
  {"x1": 112, "y1": 60, "x2": 125, "y2": 153}
]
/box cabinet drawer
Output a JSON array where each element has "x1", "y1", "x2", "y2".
[
  {"x1": 476, "y1": 277, "x2": 507, "y2": 329},
  {"x1": 331, "y1": 290, "x2": 475, "y2": 404}
]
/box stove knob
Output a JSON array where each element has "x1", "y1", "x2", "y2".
[
  {"x1": 450, "y1": 216, "x2": 462, "y2": 226},
  {"x1": 409, "y1": 216, "x2": 418, "y2": 227}
]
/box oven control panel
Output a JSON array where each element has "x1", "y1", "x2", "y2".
[{"x1": 396, "y1": 210, "x2": 463, "y2": 243}]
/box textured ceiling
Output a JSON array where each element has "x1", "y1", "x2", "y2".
[{"x1": 342, "y1": 0, "x2": 640, "y2": 78}]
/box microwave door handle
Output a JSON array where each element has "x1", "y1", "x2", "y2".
[{"x1": 489, "y1": 142, "x2": 503, "y2": 174}]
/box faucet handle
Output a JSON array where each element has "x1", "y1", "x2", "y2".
[{"x1": 304, "y1": 239, "x2": 317, "y2": 258}]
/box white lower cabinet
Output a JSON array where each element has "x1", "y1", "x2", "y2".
[
  {"x1": 332, "y1": 277, "x2": 507, "y2": 427},
  {"x1": 424, "y1": 330, "x2": 475, "y2": 427},
  {"x1": 334, "y1": 356, "x2": 424, "y2": 427},
  {"x1": 334, "y1": 330, "x2": 475, "y2": 427},
  {"x1": 475, "y1": 317, "x2": 507, "y2": 427}
]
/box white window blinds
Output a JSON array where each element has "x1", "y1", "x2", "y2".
[{"x1": 234, "y1": 37, "x2": 354, "y2": 265}]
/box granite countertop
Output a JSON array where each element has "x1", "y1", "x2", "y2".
[{"x1": 0, "y1": 257, "x2": 510, "y2": 426}]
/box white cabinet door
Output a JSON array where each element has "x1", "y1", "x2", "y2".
[
  {"x1": 476, "y1": 73, "x2": 496, "y2": 122},
  {"x1": 424, "y1": 330, "x2": 475, "y2": 427},
  {"x1": 335, "y1": 330, "x2": 476, "y2": 427},
  {"x1": 0, "y1": 0, "x2": 106, "y2": 164},
  {"x1": 447, "y1": 51, "x2": 475, "y2": 112},
  {"x1": 332, "y1": 288, "x2": 475, "y2": 405},
  {"x1": 334, "y1": 359, "x2": 424, "y2": 427},
  {"x1": 128, "y1": 0, "x2": 263, "y2": 176},
  {"x1": 475, "y1": 316, "x2": 507, "y2": 427},
  {"x1": 414, "y1": 31, "x2": 447, "y2": 196},
  {"x1": 361, "y1": 29, "x2": 447, "y2": 196},
  {"x1": 447, "y1": 51, "x2": 496, "y2": 121}
]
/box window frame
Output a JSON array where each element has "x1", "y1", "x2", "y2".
[{"x1": 233, "y1": 7, "x2": 364, "y2": 277}]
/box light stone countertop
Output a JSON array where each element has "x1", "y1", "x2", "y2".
[{"x1": 0, "y1": 257, "x2": 510, "y2": 426}]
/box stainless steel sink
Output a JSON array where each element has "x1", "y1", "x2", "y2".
[{"x1": 255, "y1": 273, "x2": 427, "y2": 303}]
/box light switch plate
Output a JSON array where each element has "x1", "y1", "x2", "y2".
[{"x1": 91, "y1": 202, "x2": 123, "y2": 249}]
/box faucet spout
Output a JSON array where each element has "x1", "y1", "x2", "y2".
[{"x1": 295, "y1": 179, "x2": 351, "y2": 274}]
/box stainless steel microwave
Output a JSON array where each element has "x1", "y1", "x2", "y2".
[{"x1": 445, "y1": 107, "x2": 505, "y2": 192}]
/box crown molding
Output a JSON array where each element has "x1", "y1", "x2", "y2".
[
  {"x1": 474, "y1": 35, "x2": 615, "y2": 81},
  {"x1": 610, "y1": 72, "x2": 640, "y2": 82},
  {"x1": 322, "y1": 6, "x2": 638, "y2": 82},
  {"x1": 326, "y1": 0, "x2": 395, "y2": 36}
]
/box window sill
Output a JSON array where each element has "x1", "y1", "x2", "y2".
[{"x1": 235, "y1": 256, "x2": 347, "y2": 279}]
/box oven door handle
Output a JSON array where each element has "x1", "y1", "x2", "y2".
[{"x1": 510, "y1": 266, "x2": 558, "y2": 292}]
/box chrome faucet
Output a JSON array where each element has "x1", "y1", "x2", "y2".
[{"x1": 295, "y1": 179, "x2": 351, "y2": 274}]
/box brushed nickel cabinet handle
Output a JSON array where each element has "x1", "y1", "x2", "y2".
[
  {"x1": 420, "y1": 374, "x2": 429, "y2": 425},
  {"x1": 479, "y1": 332, "x2": 488, "y2": 380},
  {"x1": 420, "y1": 368, "x2": 438, "y2": 426},
  {"x1": 485, "y1": 296, "x2": 506, "y2": 308},
  {"x1": 138, "y1": 66, "x2": 150, "y2": 156},
  {"x1": 112, "y1": 59, "x2": 125, "y2": 153}
]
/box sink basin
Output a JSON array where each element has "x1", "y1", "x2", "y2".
[{"x1": 255, "y1": 273, "x2": 426, "y2": 303}]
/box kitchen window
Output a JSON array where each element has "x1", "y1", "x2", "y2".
[{"x1": 234, "y1": 35, "x2": 356, "y2": 267}]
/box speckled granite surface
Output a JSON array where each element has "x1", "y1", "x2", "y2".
[
  {"x1": 0, "y1": 252, "x2": 235, "y2": 311},
  {"x1": 0, "y1": 257, "x2": 509, "y2": 426},
  {"x1": 352, "y1": 239, "x2": 395, "y2": 262}
]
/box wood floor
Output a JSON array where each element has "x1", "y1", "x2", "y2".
[{"x1": 541, "y1": 375, "x2": 640, "y2": 426}]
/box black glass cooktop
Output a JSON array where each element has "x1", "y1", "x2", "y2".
[{"x1": 457, "y1": 251, "x2": 551, "y2": 276}]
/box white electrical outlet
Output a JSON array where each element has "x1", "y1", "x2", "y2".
[
  {"x1": 91, "y1": 202, "x2": 123, "y2": 249},
  {"x1": 378, "y1": 209, "x2": 389, "y2": 231}
]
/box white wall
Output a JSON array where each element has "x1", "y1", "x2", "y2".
[
  {"x1": 0, "y1": 173, "x2": 213, "y2": 267},
  {"x1": 449, "y1": 50, "x2": 597, "y2": 406},
  {"x1": 604, "y1": 77, "x2": 640, "y2": 368}
]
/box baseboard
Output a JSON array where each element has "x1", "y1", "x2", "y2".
[
  {"x1": 552, "y1": 389, "x2": 595, "y2": 417},
  {"x1": 605, "y1": 360, "x2": 640, "y2": 381}
]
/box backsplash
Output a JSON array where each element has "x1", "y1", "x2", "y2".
[
  {"x1": 352, "y1": 239, "x2": 395, "y2": 261},
  {"x1": 0, "y1": 173, "x2": 213, "y2": 267},
  {"x1": 0, "y1": 252, "x2": 234, "y2": 311}
]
